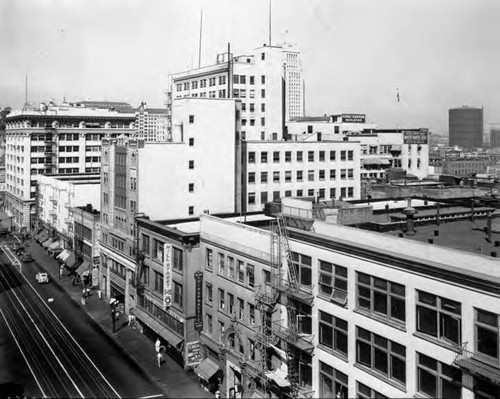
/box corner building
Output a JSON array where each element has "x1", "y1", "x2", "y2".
[
  {"x1": 192, "y1": 213, "x2": 499, "y2": 399},
  {"x1": 4, "y1": 106, "x2": 135, "y2": 228}
]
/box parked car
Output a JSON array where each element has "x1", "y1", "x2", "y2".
[
  {"x1": 0, "y1": 227, "x2": 9, "y2": 236},
  {"x1": 21, "y1": 253, "x2": 33, "y2": 263},
  {"x1": 36, "y1": 272, "x2": 49, "y2": 284}
]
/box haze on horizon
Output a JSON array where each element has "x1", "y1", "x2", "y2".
[{"x1": 1, "y1": 0, "x2": 499, "y2": 136}]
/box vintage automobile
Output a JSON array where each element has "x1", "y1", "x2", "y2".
[{"x1": 36, "y1": 272, "x2": 49, "y2": 284}]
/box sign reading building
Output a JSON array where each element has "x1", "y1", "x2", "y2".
[
  {"x1": 163, "y1": 244, "x2": 172, "y2": 309},
  {"x1": 194, "y1": 271, "x2": 203, "y2": 331},
  {"x1": 342, "y1": 114, "x2": 366, "y2": 123},
  {"x1": 403, "y1": 130, "x2": 428, "y2": 144},
  {"x1": 186, "y1": 341, "x2": 202, "y2": 366}
]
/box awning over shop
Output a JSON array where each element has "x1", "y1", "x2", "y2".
[
  {"x1": 48, "y1": 240, "x2": 62, "y2": 250},
  {"x1": 57, "y1": 249, "x2": 71, "y2": 261},
  {"x1": 265, "y1": 368, "x2": 290, "y2": 388},
  {"x1": 35, "y1": 230, "x2": 48, "y2": 240},
  {"x1": 76, "y1": 260, "x2": 91, "y2": 276},
  {"x1": 65, "y1": 253, "x2": 77, "y2": 268},
  {"x1": 134, "y1": 307, "x2": 184, "y2": 348},
  {"x1": 37, "y1": 232, "x2": 49, "y2": 243},
  {"x1": 42, "y1": 238, "x2": 55, "y2": 248},
  {"x1": 194, "y1": 358, "x2": 219, "y2": 381}
]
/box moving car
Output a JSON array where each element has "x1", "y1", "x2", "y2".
[
  {"x1": 21, "y1": 253, "x2": 33, "y2": 263},
  {"x1": 36, "y1": 272, "x2": 49, "y2": 284}
]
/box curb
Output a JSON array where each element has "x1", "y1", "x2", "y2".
[{"x1": 28, "y1": 243, "x2": 169, "y2": 398}]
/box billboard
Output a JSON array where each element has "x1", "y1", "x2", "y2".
[
  {"x1": 342, "y1": 114, "x2": 366, "y2": 123},
  {"x1": 194, "y1": 271, "x2": 203, "y2": 331},
  {"x1": 403, "y1": 130, "x2": 428, "y2": 144},
  {"x1": 163, "y1": 244, "x2": 172, "y2": 308}
]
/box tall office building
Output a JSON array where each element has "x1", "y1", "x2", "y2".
[
  {"x1": 449, "y1": 106, "x2": 483, "y2": 149},
  {"x1": 490, "y1": 128, "x2": 500, "y2": 148},
  {"x1": 168, "y1": 43, "x2": 304, "y2": 141},
  {"x1": 4, "y1": 104, "x2": 135, "y2": 228}
]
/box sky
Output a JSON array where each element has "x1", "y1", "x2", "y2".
[{"x1": 1, "y1": 0, "x2": 499, "y2": 135}]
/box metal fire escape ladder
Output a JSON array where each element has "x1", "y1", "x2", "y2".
[{"x1": 276, "y1": 213, "x2": 300, "y2": 398}]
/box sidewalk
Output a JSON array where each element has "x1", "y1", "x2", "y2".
[{"x1": 24, "y1": 239, "x2": 213, "y2": 399}]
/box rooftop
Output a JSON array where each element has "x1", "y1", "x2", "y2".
[{"x1": 384, "y1": 218, "x2": 499, "y2": 256}]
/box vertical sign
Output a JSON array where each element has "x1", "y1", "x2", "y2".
[
  {"x1": 194, "y1": 271, "x2": 203, "y2": 331},
  {"x1": 186, "y1": 341, "x2": 202, "y2": 366},
  {"x1": 163, "y1": 244, "x2": 172, "y2": 309}
]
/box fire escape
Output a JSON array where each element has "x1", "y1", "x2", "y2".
[
  {"x1": 453, "y1": 342, "x2": 500, "y2": 392},
  {"x1": 254, "y1": 214, "x2": 315, "y2": 399}
]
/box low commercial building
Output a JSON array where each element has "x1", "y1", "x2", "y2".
[
  {"x1": 36, "y1": 173, "x2": 100, "y2": 250},
  {"x1": 188, "y1": 206, "x2": 500, "y2": 399},
  {"x1": 71, "y1": 204, "x2": 101, "y2": 288}
]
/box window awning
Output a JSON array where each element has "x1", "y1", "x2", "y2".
[
  {"x1": 76, "y1": 260, "x2": 91, "y2": 276},
  {"x1": 38, "y1": 232, "x2": 49, "y2": 243},
  {"x1": 362, "y1": 158, "x2": 391, "y2": 166},
  {"x1": 48, "y1": 240, "x2": 62, "y2": 250},
  {"x1": 57, "y1": 249, "x2": 70, "y2": 260},
  {"x1": 65, "y1": 253, "x2": 77, "y2": 268},
  {"x1": 42, "y1": 238, "x2": 55, "y2": 248},
  {"x1": 134, "y1": 308, "x2": 184, "y2": 348},
  {"x1": 194, "y1": 358, "x2": 219, "y2": 381},
  {"x1": 35, "y1": 230, "x2": 48, "y2": 240}
]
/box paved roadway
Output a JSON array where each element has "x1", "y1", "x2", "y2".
[{"x1": 0, "y1": 235, "x2": 164, "y2": 398}]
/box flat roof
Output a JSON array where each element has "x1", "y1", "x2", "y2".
[
  {"x1": 166, "y1": 213, "x2": 275, "y2": 233},
  {"x1": 384, "y1": 218, "x2": 499, "y2": 256}
]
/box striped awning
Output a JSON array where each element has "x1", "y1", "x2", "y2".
[
  {"x1": 194, "y1": 358, "x2": 219, "y2": 381},
  {"x1": 38, "y1": 232, "x2": 49, "y2": 243},
  {"x1": 57, "y1": 249, "x2": 71, "y2": 261},
  {"x1": 42, "y1": 238, "x2": 55, "y2": 248},
  {"x1": 76, "y1": 260, "x2": 91, "y2": 276},
  {"x1": 65, "y1": 253, "x2": 77, "y2": 268}
]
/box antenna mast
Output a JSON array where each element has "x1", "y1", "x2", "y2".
[
  {"x1": 22, "y1": 75, "x2": 29, "y2": 112},
  {"x1": 268, "y1": 0, "x2": 272, "y2": 46},
  {"x1": 198, "y1": 10, "x2": 203, "y2": 68}
]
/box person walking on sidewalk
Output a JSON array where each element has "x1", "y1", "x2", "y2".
[
  {"x1": 157, "y1": 351, "x2": 164, "y2": 368},
  {"x1": 155, "y1": 338, "x2": 161, "y2": 353}
]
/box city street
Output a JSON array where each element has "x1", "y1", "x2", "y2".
[{"x1": 0, "y1": 237, "x2": 164, "y2": 399}]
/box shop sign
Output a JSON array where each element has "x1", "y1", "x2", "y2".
[
  {"x1": 163, "y1": 244, "x2": 172, "y2": 309},
  {"x1": 194, "y1": 271, "x2": 203, "y2": 331},
  {"x1": 403, "y1": 130, "x2": 428, "y2": 144},
  {"x1": 342, "y1": 113, "x2": 366, "y2": 123},
  {"x1": 186, "y1": 341, "x2": 202, "y2": 366},
  {"x1": 92, "y1": 266, "x2": 99, "y2": 287}
]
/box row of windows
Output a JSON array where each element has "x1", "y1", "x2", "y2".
[
  {"x1": 248, "y1": 187, "x2": 355, "y2": 205},
  {"x1": 248, "y1": 150, "x2": 354, "y2": 163},
  {"x1": 248, "y1": 169, "x2": 355, "y2": 184},
  {"x1": 205, "y1": 285, "x2": 256, "y2": 326},
  {"x1": 151, "y1": 271, "x2": 183, "y2": 307},
  {"x1": 205, "y1": 249, "x2": 257, "y2": 288},
  {"x1": 141, "y1": 235, "x2": 184, "y2": 272},
  {"x1": 176, "y1": 74, "x2": 266, "y2": 92}
]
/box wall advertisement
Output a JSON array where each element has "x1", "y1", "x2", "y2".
[{"x1": 163, "y1": 243, "x2": 172, "y2": 309}]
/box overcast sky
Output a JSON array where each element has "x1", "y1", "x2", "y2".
[{"x1": 1, "y1": 0, "x2": 499, "y2": 135}]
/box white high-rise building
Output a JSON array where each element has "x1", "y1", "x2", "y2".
[{"x1": 169, "y1": 43, "x2": 304, "y2": 141}]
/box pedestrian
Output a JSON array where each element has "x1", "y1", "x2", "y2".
[
  {"x1": 128, "y1": 313, "x2": 134, "y2": 327},
  {"x1": 157, "y1": 351, "x2": 163, "y2": 368},
  {"x1": 97, "y1": 290, "x2": 102, "y2": 300},
  {"x1": 82, "y1": 288, "x2": 87, "y2": 298},
  {"x1": 155, "y1": 338, "x2": 161, "y2": 353}
]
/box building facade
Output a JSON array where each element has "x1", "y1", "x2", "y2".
[
  {"x1": 169, "y1": 43, "x2": 304, "y2": 141},
  {"x1": 71, "y1": 204, "x2": 101, "y2": 288},
  {"x1": 449, "y1": 107, "x2": 484, "y2": 149},
  {"x1": 4, "y1": 105, "x2": 135, "y2": 228},
  {"x1": 36, "y1": 174, "x2": 101, "y2": 248},
  {"x1": 99, "y1": 98, "x2": 240, "y2": 314},
  {"x1": 135, "y1": 103, "x2": 169, "y2": 142},
  {"x1": 490, "y1": 128, "x2": 500, "y2": 149},
  {"x1": 194, "y1": 212, "x2": 500, "y2": 399},
  {"x1": 241, "y1": 140, "x2": 361, "y2": 212}
]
